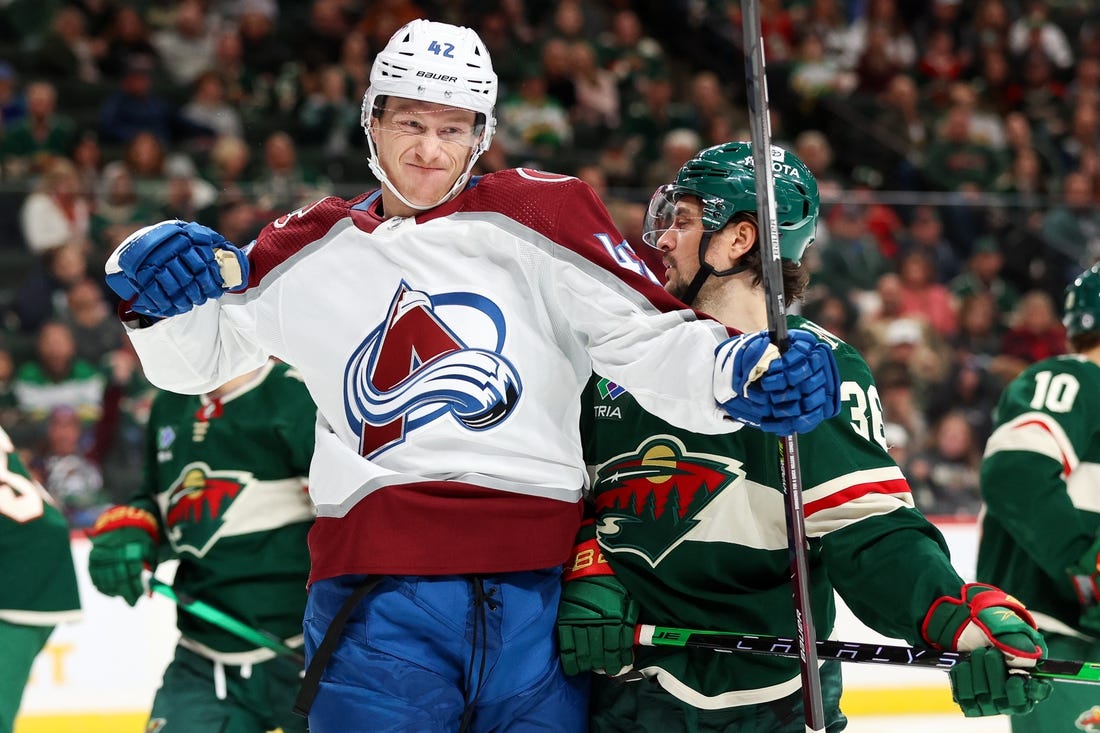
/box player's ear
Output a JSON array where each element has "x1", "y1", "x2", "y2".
[{"x1": 726, "y1": 219, "x2": 757, "y2": 264}]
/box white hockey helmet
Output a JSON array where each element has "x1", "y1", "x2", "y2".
[{"x1": 361, "y1": 19, "x2": 498, "y2": 211}]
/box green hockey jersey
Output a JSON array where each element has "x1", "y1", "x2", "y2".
[
  {"x1": 581, "y1": 317, "x2": 965, "y2": 708},
  {"x1": 977, "y1": 354, "x2": 1100, "y2": 634},
  {"x1": 139, "y1": 360, "x2": 316, "y2": 655},
  {"x1": 0, "y1": 426, "x2": 82, "y2": 625}
]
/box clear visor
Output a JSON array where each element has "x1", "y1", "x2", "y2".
[
  {"x1": 642, "y1": 185, "x2": 710, "y2": 248},
  {"x1": 366, "y1": 99, "x2": 486, "y2": 150}
]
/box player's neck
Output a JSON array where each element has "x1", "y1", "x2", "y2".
[
  {"x1": 695, "y1": 276, "x2": 768, "y2": 332},
  {"x1": 379, "y1": 187, "x2": 416, "y2": 219},
  {"x1": 1081, "y1": 343, "x2": 1100, "y2": 367}
]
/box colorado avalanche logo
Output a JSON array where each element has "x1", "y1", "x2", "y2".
[{"x1": 345, "y1": 282, "x2": 522, "y2": 458}]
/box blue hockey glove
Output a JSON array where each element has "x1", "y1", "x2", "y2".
[
  {"x1": 922, "y1": 583, "x2": 1051, "y2": 717},
  {"x1": 105, "y1": 220, "x2": 249, "y2": 318},
  {"x1": 715, "y1": 329, "x2": 840, "y2": 435},
  {"x1": 87, "y1": 505, "x2": 160, "y2": 606},
  {"x1": 556, "y1": 522, "x2": 639, "y2": 677}
]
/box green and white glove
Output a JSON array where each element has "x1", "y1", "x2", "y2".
[
  {"x1": 922, "y1": 583, "x2": 1052, "y2": 717},
  {"x1": 87, "y1": 505, "x2": 160, "y2": 606},
  {"x1": 556, "y1": 520, "x2": 639, "y2": 677},
  {"x1": 1067, "y1": 534, "x2": 1100, "y2": 635}
]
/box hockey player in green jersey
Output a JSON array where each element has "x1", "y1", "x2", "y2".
[
  {"x1": 556, "y1": 141, "x2": 1053, "y2": 731},
  {"x1": 87, "y1": 358, "x2": 316, "y2": 733},
  {"x1": 0, "y1": 425, "x2": 81, "y2": 733},
  {"x1": 977, "y1": 262, "x2": 1100, "y2": 733}
]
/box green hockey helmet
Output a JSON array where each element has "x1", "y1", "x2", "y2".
[
  {"x1": 1064, "y1": 262, "x2": 1100, "y2": 338},
  {"x1": 643, "y1": 141, "x2": 820, "y2": 263}
]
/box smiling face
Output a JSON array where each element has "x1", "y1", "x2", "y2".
[{"x1": 370, "y1": 98, "x2": 480, "y2": 216}]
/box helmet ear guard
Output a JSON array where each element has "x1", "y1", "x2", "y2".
[{"x1": 1065, "y1": 263, "x2": 1100, "y2": 339}]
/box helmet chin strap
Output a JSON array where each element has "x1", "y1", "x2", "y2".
[
  {"x1": 681, "y1": 231, "x2": 750, "y2": 307},
  {"x1": 371, "y1": 159, "x2": 473, "y2": 213},
  {"x1": 367, "y1": 150, "x2": 478, "y2": 214}
]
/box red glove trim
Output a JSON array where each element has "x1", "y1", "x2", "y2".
[
  {"x1": 563, "y1": 537, "x2": 615, "y2": 581},
  {"x1": 87, "y1": 505, "x2": 159, "y2": 543},
  {"x1": 921, "y1": 582, "x2": 1040, "y2": 655},
  {"x1": 965, "y1": 584, "x2": 1037, "y2": 627},
  {"x1": 921, "y1": 593, "x2": 960, "y2": 651}
]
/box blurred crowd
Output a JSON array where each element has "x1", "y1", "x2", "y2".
[{"x1": 0, "y1": 0, "x2": 1098, "y2": 526}]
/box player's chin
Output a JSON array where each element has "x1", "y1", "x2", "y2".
[{"x1": 406, "y1": 173, "x2": 454, "y2": 202}]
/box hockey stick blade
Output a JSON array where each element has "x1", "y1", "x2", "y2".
[
  {"x1": 145, "y1": 574, "x2": 305, "y2": 665},
  {"x1": 636, "y1": 624, "x2": 1100, "y2": 685}
]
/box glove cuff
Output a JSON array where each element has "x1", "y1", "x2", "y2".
[
  {"x1": 88, "y1": 505, "x2": 160, "y2": 543},
  {"x1": 563, "y1": 520, "x2": 616, "y2": 582},
  {"x1": 922, "y1": 583, "x2": 1038, "y2": 652},
  {"x1": 117, "y1": 298, "x2": 163, "y2": 329},
  {"x1": 1071, "y1": 574, "x2": 1100, "y2": 607}
]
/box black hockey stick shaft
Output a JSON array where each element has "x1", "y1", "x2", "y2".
[
  {"x1": 636, "y1": 624, "x2": 1100, "y2": 685},
  {"x1": 739, "y1": 0, "x2": 824, "y2": 728}
]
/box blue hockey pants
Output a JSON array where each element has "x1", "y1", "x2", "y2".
[{"x1": 302, "y1": 569, "x2": 589, "y2": 732}]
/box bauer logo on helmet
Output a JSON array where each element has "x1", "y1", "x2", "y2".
[{"x1": 416, "y1": 71, "x2": 459, "y2": 83}]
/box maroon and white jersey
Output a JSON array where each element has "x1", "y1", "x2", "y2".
[{"x1": 125, "y1": 169, "x2": 740, "y2": 582}]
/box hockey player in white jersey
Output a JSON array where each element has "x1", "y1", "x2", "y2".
[{"x1": 102, "y1": 19, "x2": 841, "y2": 733}]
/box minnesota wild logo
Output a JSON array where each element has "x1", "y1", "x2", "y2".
[
  {"x1": 1078, "y1": 706, "x2": 1100, "y2": 731},
  {"x1": 163, "y1": 462, "x2": 251, "y2": 556},
  {"x1": 593, "y1": 435, "x2": 744, "y2": 567}
]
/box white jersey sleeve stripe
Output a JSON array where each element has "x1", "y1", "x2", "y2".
[{"x1": 983, "y1": 412, "x2": 1078, "y2": 475}]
